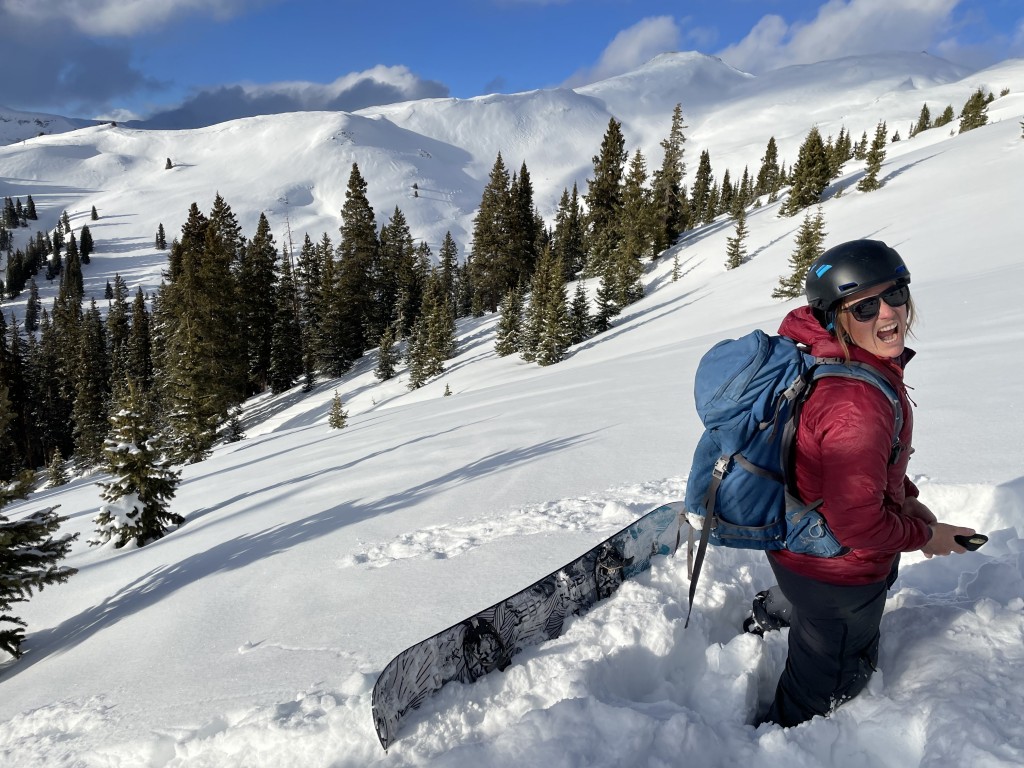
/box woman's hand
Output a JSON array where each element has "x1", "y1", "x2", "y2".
[
  {"x1": 921, "y1": 522, "x2": 976, "y2": 558},
  {"x1": 903, "y1": 496, "x2": 937, "y2": 525}
]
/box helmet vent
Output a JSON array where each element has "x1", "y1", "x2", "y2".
[{"x1": 838, "y1": 282, "x2": 859, "y2": 291}]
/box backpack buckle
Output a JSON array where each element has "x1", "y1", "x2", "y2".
[{"x1": 712, "y1": 456, "x2": 729, "y2": 479}]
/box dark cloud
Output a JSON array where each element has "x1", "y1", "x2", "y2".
[
  {"x1": 0, "y1": 9, "x2": 161, "y2": 115},
  {"x1": 133, "y1": 74, "x2": 450, "y2": 130}
]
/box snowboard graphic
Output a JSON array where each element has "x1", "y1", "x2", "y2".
[{"x1": 371, "y1": 500, "x2": 685, "y2": 750}]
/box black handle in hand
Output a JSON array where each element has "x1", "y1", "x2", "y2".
[{"x1": 954, "y1": 533, "x2": 988, "y2": 551}]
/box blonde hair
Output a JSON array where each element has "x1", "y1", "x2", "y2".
[{"x1": 833, "y1": 294, "x2": 917, "y2": 361}]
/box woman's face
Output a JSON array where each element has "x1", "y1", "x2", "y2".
[{"x1": 838, "y1": 280, "x2": 910, "y2": 359}]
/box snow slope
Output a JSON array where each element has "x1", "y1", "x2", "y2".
[{"x1": 0, "y1": 52, "x2": 1023, "y2": 768}]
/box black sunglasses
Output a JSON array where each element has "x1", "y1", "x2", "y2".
[{"x1": 841, "y1": 282, "x2": 910, "y2": 322}]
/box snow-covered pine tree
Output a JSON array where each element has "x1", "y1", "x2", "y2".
[
  {"x1": 375, "y1": 325, "x2": 399, "y2": 381},
  {"x1": 47, "y1": 448, "x2": 68, "y2": 487},
  {"x1": 568, "y1": 282, "x2": 591, "y2": 345},
  {"x1": 583, "y1": 118, "x2": 627, "y2": 278},
  {"x1": 958, "y1": 88, "x2": 990, "y2": 133},
  {"x1": 857, "y1": 121, "x2": 888, "y2": 192},
  {"x1": 534, "y1": 261, "x2": 571, "y2": 367},
  {"x1": 0, "y1": 468, "x2": 79, "y2": 658},
  {"x1": 782, "y1": 127, "x2": 831, "y2": 216},
  {"x1": 591, "y1": 275, "x2": 617, "y2": 334},
  {"x1": 910, "y1": 103, "x2": 931, "y2": 137},
  {"x1": 772, "y1": 206, "x2": 827, "y2": 300},
  {"x1": 934, "y1": 105, "x2": 955, "y2": 128},
  {"x1": 91, "y1": 384, "x2": 182, "y2": 549},
  {"x1": 494, "y1": 285, "x2": 524, "y2": 357},
  {"x1": 725, "y1": 207, "x2": 749, "y2": 270},
  {"x1": 651, "y1": 103, "x2": 688, "y2": 253},
  {"x1": 328, "y1": 391, "x2": 348, "y2": 429}
]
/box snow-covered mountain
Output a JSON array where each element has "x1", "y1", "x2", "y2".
[
  {"x1": 0, "y1": 51, "x2": 1023, "y2": 767},
  {"x1": 0, "y1": 51, "x2": 1006, "y2": 277},
  {"x1": 0, "y1": 105, "x2": 98, "y2": 146}
]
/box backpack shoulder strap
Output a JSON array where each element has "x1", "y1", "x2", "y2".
[{"x1": 810, "y1": 359, "x2": 904, "y2": 464}]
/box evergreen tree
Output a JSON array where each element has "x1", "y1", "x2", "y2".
[
  {"x1": 0, "y1": 465, "x2": 78, "y2": 658},
  {"x1": 773, "y1": 206, "x2": 827, "y2": 299},
  {"x1": 783, "y1": 126, "x2": 831, "y2": 216},
  {"x1": 551, "y1": 185, "x2": 587, "y2": 281},
  {"x1": 958, "y1": 88, "x2": 990, "y2": 133},
  {"x1": 651, "y1": 103, "x2": 688, "y2": 253},
  {"x1": 90, "y1": 205, "x2": 98, "y2": 221},
  {"x1": 158, "y1": 202, "x2": 241, "y2": 464},
  {"x1": 328, "y1": 392, "x2": 348, "y2": 429},
  {"x1": 437, "y1": 231, "x2": 460, "y2": 312},
  {"x1": 690, "y1": 150, "x2": 714, "y2": 225},
  {"x1": 395, "y1": 241, "x2": 431, "y2": 339},
  {"x1": 268, "y1": 254, "x2": 303, "y2": 394},
  {"x1": 405, "y1": 269, "x2": 456, "y2": 388},
  {"x1": 376, "y1": 206, "x2": 417, "y2": 341},
  {"x1": 239, "y1": 213, "x2": 279, "y2": 394},
  {"x1": 91, "y1": 383, "x2": 182, "y2": 549},
  {"x1": 468, "y1": 153, "x2": 514, "y2": 313},
  {"x1": 619, "y1": 148, "x2": 655, "y2": 262},
  {"x1": 725, "y1": 207, "x2": 749, "y2": 270},
  {"x1": 857, "y1": 120, "x2": 888, "y2": 192},
  {"x1": 568, "y1": 282, "x2": 591, "y2": 345},
  {"x1": 331, "y1": 163, "x2": 379, "y2": 370},
  {"x1": 934, "y1": 105, "x2": 955, "y2": 127},
  {"x1": 78, "y1": 225, "x2": 94, "y2": 263},
  {"x1": 224, "y1": 408, "x2": 245, "y2": 443},
  {"x1": 30, "y1": 309, "x2": 75, "y2": 469},
  {"x1": 47, "y1": 448, "x2": 68, "y2": 487},
  {"x1": 105, "y1": 275, "x2": 131, "y2": 398},
  {"x1": 155, "y1": 223, "x2": 167, "y2": 250},
  {"x1": 507, "y1": 161, "x2": 543, "y2": 289},
  {"x1": 62, "y1": 233, "x2": 84, "y2": 301},
  {"x1": 494, "y1": 284, "x2": 524, "y2": 357},
  {"x1": 25, "y1": 196, "x2": 37, "y2": 221},
  {"x1": 374, "y1": 325, "x2": 400, "y2": 381},
  {"x1": 0, "y1": 314, "x2": 29, "y2": 479},
  {"x1": 530, "y1": 245, "x2": 571, "y2": 366},
  {"x1": 910, "y1": 103, "x2": 932, "y2": 137},
  {"x1": 71, "y1": 301, "x2": 110, "y2": 466},
  {"x1": 584, "y1": 118, "x2": 627, "y2": 277},
  {"x1": 591, "y1": 275, "x2": 617, "y2": 334},
  {"x1": 125, "y1": 288, "x2": 153, "y2": 393}
]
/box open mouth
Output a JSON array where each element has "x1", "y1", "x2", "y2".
[{"x1": 877, "y1": 322, "x2": 900, "y2": 343}]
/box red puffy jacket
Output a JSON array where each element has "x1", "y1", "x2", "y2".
[{"x1": 770, "y1": 306, "x2": 931, "y2": 585}]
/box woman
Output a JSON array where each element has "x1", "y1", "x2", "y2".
[{"x1": 749, "y1": 238, "x2": 976, "y2": 727}]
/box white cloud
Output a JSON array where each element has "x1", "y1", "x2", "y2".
[
  {"x1": 717, "y1": 0, "x2": 961, "y2": 73},
  {"x1": 562, "y1": 16, "x2": 681, "y2": 87},
  {"x1": 2, "y1": 0, "x2": 263, "y2": 35}
]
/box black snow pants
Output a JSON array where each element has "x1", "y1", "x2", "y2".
[{"x1": 763, "y1": 555, "x2": 899, "y2": 728}]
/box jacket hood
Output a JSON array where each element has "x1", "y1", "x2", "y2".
[{"x1": 777, "y1": 305, "x2": 914, "y2": 382}]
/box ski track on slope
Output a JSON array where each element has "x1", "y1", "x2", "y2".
[{"x1": 339, "y1": 479, "x2": 688, "y2": 568}]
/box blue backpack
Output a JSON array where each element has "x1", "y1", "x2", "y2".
[{"x1": 683, "y1": 329, "x2": 903, "y2": 624}]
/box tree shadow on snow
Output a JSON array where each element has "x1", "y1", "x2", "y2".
[{"x1": 0, "y1": 431, "x2": 598, "y2": 681}]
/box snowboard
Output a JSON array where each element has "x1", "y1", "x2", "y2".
[{"x1": 371, "y1": 500, "x2": 685, "y2": 750}]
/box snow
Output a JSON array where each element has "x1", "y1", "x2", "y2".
[{"x1": 1, "y1": 52, "x2": 1023, "y2": 767}]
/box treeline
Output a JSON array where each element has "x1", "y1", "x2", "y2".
[{"x1": 0, "y1": 86, "x2": 1007, "y2": 483}]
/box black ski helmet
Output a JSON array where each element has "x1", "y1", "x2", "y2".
[{"x1": 805, "y1": 239, "x2": 910, "y2": 329}]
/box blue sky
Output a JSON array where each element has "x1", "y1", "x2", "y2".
[{"x1": 3, "y1": 0, "x2": 1023, "y2": 126}]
